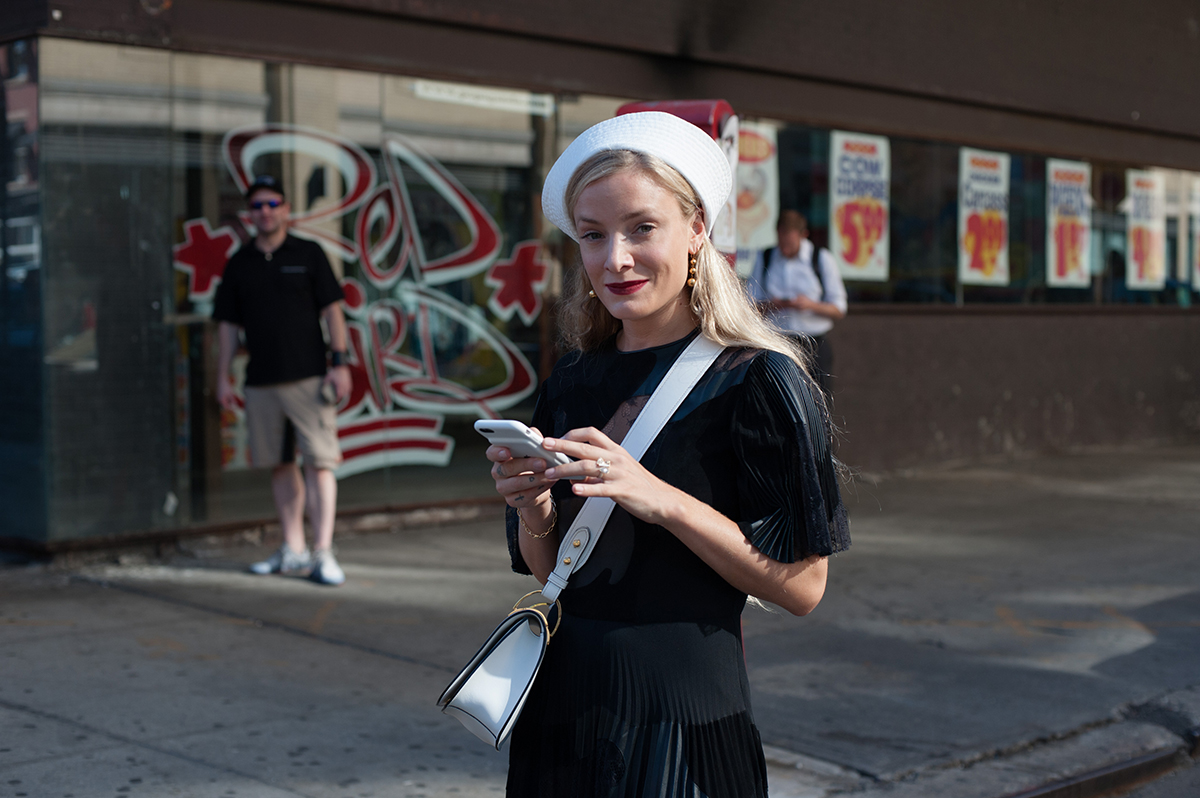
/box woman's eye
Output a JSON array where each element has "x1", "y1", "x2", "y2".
[
  {"x1": 580, "y1": 230, "x2": 602, "y2": 241},
  {"x1": 634, "y1": 223, "x2": 654, "y2": 235}
]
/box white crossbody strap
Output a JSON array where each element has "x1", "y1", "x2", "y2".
[{"x1": 540, "y1": 335, "x2": 725, "y2": 602}]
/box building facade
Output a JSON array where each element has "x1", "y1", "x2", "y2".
[{"x1": 3, "y1": 1, "x2": 1199, "y2": 548}]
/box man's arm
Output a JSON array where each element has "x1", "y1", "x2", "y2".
[
  {"x1": 790, "y1": 294, "x2": 845, "y2": 319},
  {"x1": 791, "y1": 249, "x2": 846, "y2": 320},
  {"x1": 216, "y1": 321, "x2": 241, "y2": 410},
  {"x1": 320, "y1": 302, "x2": 352, "y2": 401},
  {"x1": 321, "y1": 300, "x2": 348, "y2": 352}
]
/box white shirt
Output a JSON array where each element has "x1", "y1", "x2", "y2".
[{"x1": 747, "y1": 239, "x2": 848, "y2": 337}]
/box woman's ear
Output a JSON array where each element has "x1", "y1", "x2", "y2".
[{"x1": 690, "y1": 211, "x2": 707, "y2": 251}]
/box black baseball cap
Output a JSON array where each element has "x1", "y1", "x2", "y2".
[{"x1": 244, "y1": 174, "x2": 285, "y2": 199}]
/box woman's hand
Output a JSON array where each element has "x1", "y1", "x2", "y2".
[
  {"x1": 488, "y1": 429, "x2": 560, "y2": 581},
  {"x1": 543, "y1": 426, "x2": 828, "y2": 616},
  {"x1": 485, "y1": 434, "x2": 555, "y2": 511},
  {"x1": 541, "y1": 427, "x2": 676, "y2": 526}
]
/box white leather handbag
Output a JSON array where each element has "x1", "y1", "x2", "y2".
[
  {"x1": 438, "y1": 591, "x2": 559, "y2": 748},
  {"x1": 437, "y1": 334, "x2": 725, "y2": 749}
]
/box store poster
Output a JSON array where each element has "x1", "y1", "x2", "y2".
[
  {"x1": 830, "y1": 131, "x2": 890, "y2": 282},
  {"x1": 711, "y1": 114, "x2": 739, "y2": 262},
  {"x1": 1045, "y1": 159, "x2": 1093, "y2": 288},
  {"x1": 735, "y1": 121, "x2": 779, "y2": 277},
  {"x1": 958, "y1": 147, "x2": 1011, "y2": 286},
  {"x1": 1125, "y1": 169, "x2": 1166, "y2": 291}
]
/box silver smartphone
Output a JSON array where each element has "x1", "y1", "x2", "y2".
[{"x1": 473, "y1": 419, "x2": 582, "y2": 478}]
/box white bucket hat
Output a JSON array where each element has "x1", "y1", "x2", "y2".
[{"x1": 541, "y1": 111, "x2": 732, "y2": 242}]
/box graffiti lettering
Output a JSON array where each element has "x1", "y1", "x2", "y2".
[{"x1": 173, "y1": 123, "x2": 546, "y2": 475}]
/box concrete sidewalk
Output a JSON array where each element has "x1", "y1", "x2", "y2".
[{"x1": 2, "y1": 446, "x2": 1200, "y2": 797}]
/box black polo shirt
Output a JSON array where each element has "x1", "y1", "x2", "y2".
[{"x1": 212, "y1": 235, "x2": 345, "y2": 386}]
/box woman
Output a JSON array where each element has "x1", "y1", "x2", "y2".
[{"x1": 486, "y1": 112, "x2": 850, "y2": 797}]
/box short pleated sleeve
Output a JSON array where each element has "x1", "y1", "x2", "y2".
[{"x1": 732, "y1": 351, "x2": 850, "y2": 562}]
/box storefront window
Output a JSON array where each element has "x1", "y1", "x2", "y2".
[
  {"x1": 749, "y1": 120, "x2": 1195, "y2": 309},
  {"x1": 28, "y1": 37, "x2": 645, "y2": 537},
  {"x1": 173, "y1": 63, "x2": 564, "y2": 525},
  {"x1": 37, "y1": 40, "x2": 176, "y2": 540},
  {"x1": 876, "y1": 137, "x2": 958, "y2": 304}
]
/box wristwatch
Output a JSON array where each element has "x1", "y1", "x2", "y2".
[{"x1": 330, "y1": 350, "x2": 348, "y2": 367}]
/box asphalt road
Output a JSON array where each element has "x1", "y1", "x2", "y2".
[{"x1": 2, "y1": 446, "x2": 1199, "y2": 797}]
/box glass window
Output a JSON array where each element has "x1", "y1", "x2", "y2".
[
  {"x1": 39, "y1": 39, "x2": 178, "y2": 541},
  {"x1": 880, "y1": 137, "x2": 957, "y2": 304},
  {"x1": 35, "y1": 38, "x2": 645, "y2": 535},
  {"x1": 757, "y1": 119, "x2": 1191, "y2": 308},
  {"x1": 0, "y1": 39, "x2": 44, "y2": 541}
]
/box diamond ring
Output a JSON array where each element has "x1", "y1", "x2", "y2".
[{"x1": 596, "y1": 458, "x2": 611, "y2": 478}]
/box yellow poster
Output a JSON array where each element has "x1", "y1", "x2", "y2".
[
  {"x1": 1045, "y1": 159, "x2": 1092, "y2": 288},
  {"x1": 959, "y1": 148, "x2": 1010, "y2": 286},
  {"x1": 1125, "y1": 170, "x2": 1166, "y2": 291},
  {"x1": 830, "y1": 131, "x2": 890, "y2": 282}
]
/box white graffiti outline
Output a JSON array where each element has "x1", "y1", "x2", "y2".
[{"x1": 201, "y1": 123, "x2": 541, "y2": 475}]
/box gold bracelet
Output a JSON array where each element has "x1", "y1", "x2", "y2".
[{"x1": 518, "y1": 498, "x2": 556, "y2": 539}]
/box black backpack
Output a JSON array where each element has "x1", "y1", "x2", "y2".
[{"x1": 761, "y1": 245, "x2": 825, "y2": 298}]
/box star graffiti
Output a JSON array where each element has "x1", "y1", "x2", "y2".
[
  {"x1": 485, "y1": 240, "x2": 549, "y2": 326},
  {"x1": 173, "y1": 218, "x2": 240, "y2": 300},
  {"x1": 178, "y1": 124, "x2": 541, "y2": 476}
]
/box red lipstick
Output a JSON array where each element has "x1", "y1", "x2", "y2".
[{"x1": 606, "y1": 280, "x2": 648, "y2": 295}]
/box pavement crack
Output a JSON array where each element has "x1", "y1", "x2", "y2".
[
  {"x1": 0, "y1": 696, "x2": 318, "y2": 797},
  {"x1": 840, "y1": 583, "x2": 906, "y2": 621},
  {"x1": 70, "y1": 574, "x2": 455, "y2": 673}
]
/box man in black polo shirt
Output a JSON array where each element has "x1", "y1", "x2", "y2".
[{"x1": 213, "y1": 175, "x2": 352, "y2": 586}]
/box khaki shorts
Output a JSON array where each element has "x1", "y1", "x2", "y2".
[{"x1": 244, "y1": 376, "x2": 342, "y2": 470}]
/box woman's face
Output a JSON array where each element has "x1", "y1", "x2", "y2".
[{"x1": 573, "y1": 168, "x2": 704, "y2": 348}]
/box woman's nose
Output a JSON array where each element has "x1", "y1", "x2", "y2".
[{"x1": 606, "y1": 237, "x2": 634, "y2": 271}]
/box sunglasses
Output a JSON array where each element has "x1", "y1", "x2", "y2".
[{"x1": 249, "y1": 199, "x2": 283, "y2": 210}]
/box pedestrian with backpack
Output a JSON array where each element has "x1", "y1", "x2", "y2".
[{"x1": 747, "y1": 210, "x2": 847, "y2": 395}]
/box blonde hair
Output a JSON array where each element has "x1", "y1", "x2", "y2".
[{"x1": 559, "y1": 150, "x2": 808, "y2": 373}]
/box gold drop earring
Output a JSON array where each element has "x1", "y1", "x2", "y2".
[
  {"x1": 686, "y1": 252, "x2": 698, "y2": 288},
  {"x1": 588, "y1": 288, "x2": 596, "y2": 298}
]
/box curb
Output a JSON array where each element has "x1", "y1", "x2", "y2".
[
  {"x1": 996, "y1": 746, "x2": 1186, "y2": 798},
  {"x1": 0, "y1": 495, "x2": 506, "y2": 559},
  {"x1": 766, "y1": 717, "x2": 1196, "y2": 798}
]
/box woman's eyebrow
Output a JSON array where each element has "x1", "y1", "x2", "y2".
[
  {"x1": 575, "y1": 208, "x2": 661, "y2": 229},
  {"x1": 576, "y1": 209, "x2": 656, "y2": 226}
]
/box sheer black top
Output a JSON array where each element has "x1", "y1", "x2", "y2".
[{"x1": 506, "y1": 330, "x2": 850, "y2": 621}]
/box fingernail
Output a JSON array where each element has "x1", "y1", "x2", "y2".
[
  {"x1": 533, "y1": 459, "x2": 546, "y2": 470},
  {"x1": 543, "y1": 438, "x2": 556, "y2": 448},
  {"x1": 545, "y1": 468, "x2": 556, "y2": 478}
]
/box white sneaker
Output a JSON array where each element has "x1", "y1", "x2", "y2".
[
  {"x1": 309, "y1": 548, "x2": 345, "y2": 586},
  {"x1": 249, "y1": 545, "x2": 312, "y2": 575}
]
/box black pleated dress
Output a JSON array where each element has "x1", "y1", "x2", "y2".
[{"x1": 505, "y1": 330, "x2": 850, "y2": 798}]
